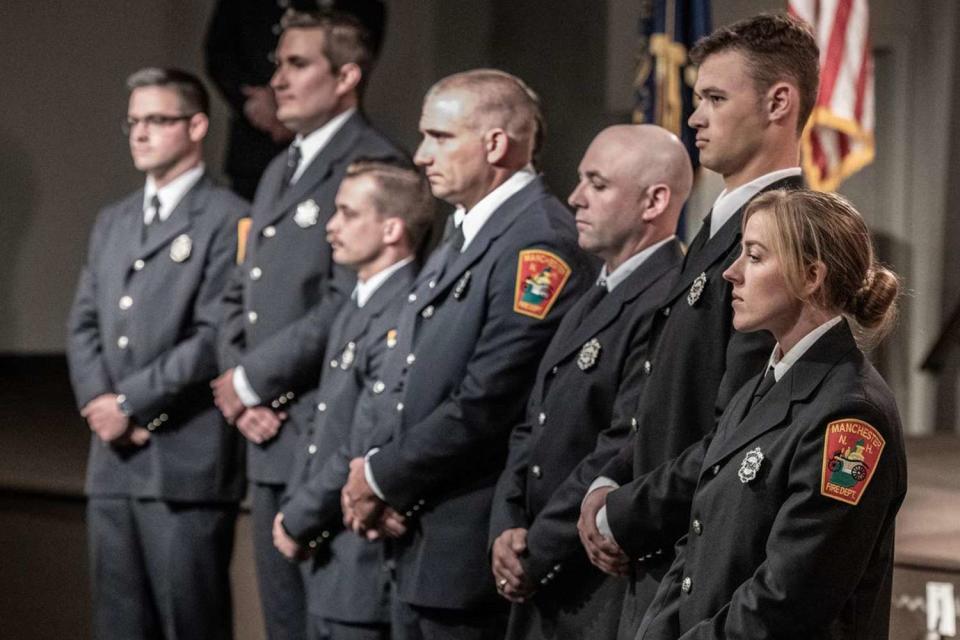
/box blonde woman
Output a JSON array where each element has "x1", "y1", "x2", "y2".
[{"x1": 611, "y1": 189, "x2": 905, "y2": 639}]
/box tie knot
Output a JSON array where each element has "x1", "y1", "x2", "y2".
[
  {"x1": 287, "y1": 143, "x2": 302, "y2": 167},
  {"x1": 753, "y1": 367, "x2": 776, "y2": 399},
  {"x1": 449, "y1": 224, "x2": 465, "y2": 252}
]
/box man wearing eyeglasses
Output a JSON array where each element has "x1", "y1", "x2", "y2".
[{"x1": 66, "y1": 68, "x2": 247, "y2": 640}]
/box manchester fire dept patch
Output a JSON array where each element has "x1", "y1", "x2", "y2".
[
  {"x1": 821, "y1": 418, "x2": 885, "y2": 505},
  {"x1": 513, "y1": 249, "x2": 571, "y2": 320}
]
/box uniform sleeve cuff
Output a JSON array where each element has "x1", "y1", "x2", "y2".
[{"x1": 233, "y1": 365, "x2": 261, "y2": 407}]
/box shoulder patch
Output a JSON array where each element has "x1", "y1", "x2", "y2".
[
  {"x1": 237, "y1": 217, "x2": 252, "y2": 264},
  {"x1": 820, "y1": 418, "x2": 885, "y2": 505},
  {"x1": 514, "y1": 249, "x2": 571, "y2": 319}
]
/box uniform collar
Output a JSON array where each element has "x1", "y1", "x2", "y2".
[
  {"x1": 768, "y1": 315, "x2": 843, "y2": 381},
  {"x1": 353, "y1": 256, "x2": 414, "y2": 308},
  {"x1": 292, "y1": 107, "x2": 356, "y2": 183},
  {"x1": 452, "y1": 165, "x2": 537, "y2": 252},
  {"x1": 710, "y1": 167, "x2": 802, "y2": 238},
  {"x1": 143, "y1": 163, "x2": 205, "y2": 224},
  {"x1": 597, "y1": 235, "x2": 676, "y2": 292}
]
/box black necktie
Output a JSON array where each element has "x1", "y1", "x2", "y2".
[
  {"x1": 147, "y1": 194, "x2": 162, "y2": 225},
  {"x1": 574, "y1": 280, "x2": 608, "y2": 324},
  {"x1": 282, "y1": 143, "x2": 302, "y2": 188},
  {"x1": 442, "y1": 224, "x2": 465, "y2": 273}
]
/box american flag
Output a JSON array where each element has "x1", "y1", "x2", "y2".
[{"x1": 788, "y1": 0, "x2": 876, "y2": 191}]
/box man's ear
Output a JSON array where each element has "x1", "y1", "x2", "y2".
[
  {"x1": 767, "y1": 81, "x2": 795, "y2": 126},
  {"x1": 382, "y1": 216, "x2": 406, "y2": 245},
  {"x1": 640, "y1": 184, "x2": 671, "y2": 222},
  {"x1": 188, "y1": 112, "x2": 209, "y2": 142},
  {"x1": 335, "y1": 62, "x2": 363, "y2": 97},
  {"x1": 484, "y1": 128, "x2": 510, "y2": 165}
]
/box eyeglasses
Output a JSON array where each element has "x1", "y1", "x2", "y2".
[{"x1": 122, "y1": 114, "x2": 194, "y2": 135}]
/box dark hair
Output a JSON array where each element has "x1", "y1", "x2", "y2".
[
  {"x1": 344, "y1": 158, "x2": 436, "y2": 253},
  {"x1": 744, "y1": 189, "x2": 901, "y2": 344},
  {"x1": 126, "y1": 67, "x2": 210, "y2": 115},
  {"x1": 691, "y1": 14, "x2": 819, "y2": 134},
  {"x1": 281, "y1": 9, "x2": 377, "y2": 94}
]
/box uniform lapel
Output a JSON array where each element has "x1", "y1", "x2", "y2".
[
  {"x1": 701, "y1": 321, "x2": 857, "y2": 472},
  {"x1": 118, "y1": 190, "x2": 145, "y2": 278},
  {"x1": 415, "y1": 177, "x2": 550, "y2": 312},
  {"x1": 541, "y1": 238, "x2": 683, "y2": 370},
  {"x1": 136, "y1": 174, "x2": 210, "y2": 262},
  {"x1": 264, "y1": 112, "x2": 365, "y2": 231},
  {"x1": 662, "y1": 175, "x2": 804, "y2": 307}
]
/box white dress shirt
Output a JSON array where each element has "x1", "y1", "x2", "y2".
[
  {"x1": 709, "y1": 167, "x2": 802, "y2": 238},
  {"x1": 597, "y1": 236, "x2": 676, "y2": 292},
  {"x1": 143, "y1": 163, "x2": 205, "y2": 224},
  {"x1": 451, "y1": 166, "x2": 537, "y2": 252},
  {"x1": 353, "y1": 257, "x2": 414, "y2": 309}
]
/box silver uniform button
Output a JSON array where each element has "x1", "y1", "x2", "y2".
[
  {"x1": 428, "y1": 280, "x2": 436, "y2": 288},
  {"x1": 263, "y1": 225, "x2": 276, "y2": 238},
  {"x1": 407, "y1": 293, "x2": 417, "y2": 303},
  {"x1": 681, "y1": 577, "x2": 692, "y2": 593},
  {"x1": 250, "y1": 267, "x2": 262, "y2": 280},
  {"x1": 330, "y1": 359, "x2": 339, "y2": 368},
  {"x1": 133, "y1": 259, "x2": 145, "y2": 271},
  {"x1": 119, "y1": 295, "x2": 133, "y2": 310},
  {"x1": 406, "y1": 353, "x2": 416, "y2": 365},
  {"x1": 247, "y1": 311, "x2": 258, "y2": 324},
  {"x1": 117, "y1": 336, "x2": 129, "y2": 349},
  {"x1": 421, "y1": 305, "x2": 434, "y2": 318},
  {"x1": 643, "y1": 360, "x2": 652, "y2": 375},
  {"x1": 663, "y1": 307, "x2": 670, "y2": 317},
  {"x1": 396, "y1": 402, "x2": 404, "y2": 412},
  {"x1": 531, "y1": 465, "x2": 542, "y2": 479},
  {"x1": 308, "y1": 444, "x2": 317, "y2": 455},
  {"x1": 712, "y1": 464, "x2": 720, "y2": 476},
  {"x1": 551, "y1": 365, "x2": 559, "y2": 375},
  {"x1": 373, "y1": 381, "x2": 385, "y2": 394},
  {"x1": 538, "y1": 412, "x2": 546, "y2": 425},
  {"x1": 692, "y1": 519, "x2": 702, "y2": 535},
  {"x1": 317, "y1": 402, "x2": 327, "y2": 412},
  {"x1": 631, "y1": 417, "x2": 638, "y2": 432}
]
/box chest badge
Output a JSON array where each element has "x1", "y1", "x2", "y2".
[
  {"x1": 294, "y1": 199, "x2": 320, "y2": 228},
  {"x1": 340, "y1": 341, "x2": 356, "y2": 369},
  {"x1": 386, "y1": 329, "x2": 398, "y2": 349},
  {"x1": 169, "y1": 234, "x2": 192, "y2": 263},
  {"x1": 577, "y1": 338, "x2": 601, "y2": 371},
  {"x1": 453, "y1": 270, "x2": 471, "y2": 300},
  {"x1": 687, "y1": 272, "x2": 707, "y2": 306},
  {"x1": 738, "y1": 447, "x2": 764, "y2": 483}
]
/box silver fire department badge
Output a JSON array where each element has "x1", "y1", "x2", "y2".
[
  {"x1": 687, "y1": 272, "x2": 707, "y2": 306},
  {"x1": 577, "y1": 338, "x2": 601, "y2": 371},
  {"x1": 738, "y1": 447, "x2": 764, "y2": 484},
  {"x1": 294, "y1": 199, "x2": 320, "y2": 228},
  {"x1": 169, "y1": 234, "x2": 192, "y2": 262}
]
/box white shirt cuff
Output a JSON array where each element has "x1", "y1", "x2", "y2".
[
  {"x1": 232, "y1": 366, "x2": 261, "y2": 407},
  {"x1": 364, "y1": 448, "x2": 386, "y2": 501},
  {"x1": 585, "y1": 476, "x2": 620, "y2": 540}
]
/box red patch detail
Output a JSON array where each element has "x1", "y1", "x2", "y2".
[
  {"x1": 513, "y1": 249, "x2": 571, "y2": 320},
  {"x1": 820, "y1": 419, "x2": 885, "y2": 505}
]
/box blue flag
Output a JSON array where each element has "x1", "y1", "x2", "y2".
[{"x1": 633, "y1": 0, "x2": 712, "y2": 236}]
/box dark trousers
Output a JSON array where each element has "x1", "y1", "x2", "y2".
[
  {"x1": 251, "y1": 481, "x2": 308, "y2": 640},
  {"x1": 86, "y1": 496, "x2": 236, "y2": 640},
  {"x1": 391, "y1": 598, "x2": 507, "y2": 640}
]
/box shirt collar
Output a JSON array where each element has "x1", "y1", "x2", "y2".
[
  {"x1": 144, "y1": 163, "x2": 205, "y2": 224},
  {"x1": 709, "y1": 167, "x2": 802, "y2": 238},
  {"x1": 768, "y1": 315, "x2": 843, "y2": 381},
  {"x1": 452, "y1": 166, "x2": 537, "y2": 252},
  {"x1": 597, "y1": 235, "x2": 676, "y2": 292},
  {"x1": 352, "y1": 256, "x2": 414, "y2": 308},
  {"x1": 292, "y1": 108, "x2": 356, "y2": 184}
]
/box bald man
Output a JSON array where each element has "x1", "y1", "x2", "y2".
[{"x1": 488, "y1": 125, "x2": 691, "y2": 639}]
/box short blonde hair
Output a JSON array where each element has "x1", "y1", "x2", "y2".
[{"x1": 743, "y1": 189, "x2": 901, "y2": 343}]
